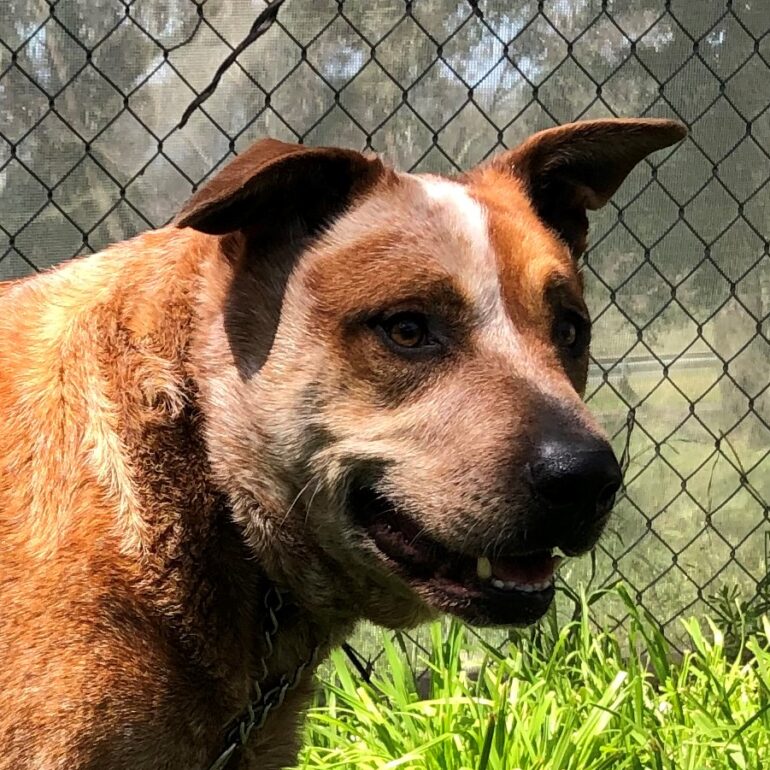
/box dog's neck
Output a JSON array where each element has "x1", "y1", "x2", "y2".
[{"x1": 92, "y1": 231, "x2": 347, "y2": 720}]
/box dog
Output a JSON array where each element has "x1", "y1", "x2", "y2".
[{"x1": 0, "y1": 117, "x2": 686, "y2": 769}]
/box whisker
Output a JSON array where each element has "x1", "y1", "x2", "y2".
[
  {"x1": 280, "y1": 478, "x2": 316, "y2": 525},
  {"x1": 303, "y1": 478, "x2": 323, "y2": 527}
]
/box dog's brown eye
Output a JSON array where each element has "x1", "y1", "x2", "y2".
[
  {"x1": 369, "y1": 311, "x2": 442, "y2": 357},
  {"x1": 384, "y1": 313, "x2": 429, "y2": 349}
]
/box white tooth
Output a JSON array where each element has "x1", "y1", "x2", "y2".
[
  {"x1": 490, "y1": 576, "x2": 556, "y2": 593},
  {"x1": 476, "y1": 556, "x2": 492, "y2": 580},
  {"x1": 509, "y1": 579, "x2": 554, "y2": 593}
]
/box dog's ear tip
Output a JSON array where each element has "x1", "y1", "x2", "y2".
[
  {"x1": 172, "y1": 208, "x2": 221, "y2": 234},
  {"x1": 173, "y1": 191, "x2": 216, "y2": 232},
  {"x1": 485, "y1": 116, "x2": 689, "y2": 257},
  {"x1": 660, "y1": 117, "x2": 688, "y2": 136},
  {"x1": 635, "y1": 117, "x2": 689, "y2": 144},
  {"x1": 172, "y1": 205, "x2": 194, "y2": 230},
  {"x1": 172, "y1": 212, "x2": 194, "y2": 230},
  {"x1": 668, "y1": 120, "x2": 689, "y2": 143}
]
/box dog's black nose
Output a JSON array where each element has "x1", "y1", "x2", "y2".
[{"x1": 529, "y1": 437, "x2": 622, "y2": 519}]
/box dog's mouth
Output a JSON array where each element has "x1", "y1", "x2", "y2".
[{"x1": 349, "y1": 485, "x2": 563, "y2": 626}]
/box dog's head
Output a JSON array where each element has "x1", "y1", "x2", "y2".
[{"x1": 179, "y1": 119, "x2": 686, "y2": 628}]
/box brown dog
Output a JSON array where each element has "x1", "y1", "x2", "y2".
[{"x1": 0, "y1": 118, "x2": 685, "y2": 769}]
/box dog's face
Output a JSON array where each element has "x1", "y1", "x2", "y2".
[{"x1": 180, "y1": 119, "x2": 686, "y2": 628}]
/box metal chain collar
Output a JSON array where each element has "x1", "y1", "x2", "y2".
[{"x1": 208, "y1": 585, "x2": 320, "y2": 770}]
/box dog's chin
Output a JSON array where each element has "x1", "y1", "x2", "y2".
[{"x1": 348, "y1": 485, "x2": 573, "y2": 628}]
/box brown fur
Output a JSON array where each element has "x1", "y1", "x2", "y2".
[{"x1": 0, "y1": 119, "x2": 685, "y2": 769}]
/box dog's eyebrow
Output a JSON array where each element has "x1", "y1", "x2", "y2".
[
  {"x1": 345, "y1": 274, "x2": 469, "y2": 320},
  {"x1": 544, "y1": 272, "x2": 588, "y2": 314}
]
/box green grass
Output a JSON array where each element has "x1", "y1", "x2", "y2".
[{"x1": 294, "y1": 586, "x2": 770, "y2": 770}]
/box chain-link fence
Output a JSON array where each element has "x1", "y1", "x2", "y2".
[{"x1": 1, "y1": 0, "x2": 769, "y2": 643}]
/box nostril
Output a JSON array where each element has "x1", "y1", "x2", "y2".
[{"x1": 596, "y1": 480, "x2": 620, "y2": 516}]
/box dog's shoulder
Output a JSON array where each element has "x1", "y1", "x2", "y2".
[
  {"x1": 0, "y1": 225, "x2": 255, "y2": 767},
  {"x1": 0, "y1": 227, "x2": 208, "y2": 545}
]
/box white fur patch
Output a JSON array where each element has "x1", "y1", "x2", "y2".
[
  {"x1": 416, "y1": 176, "x2": 491, "y2": 266},
  {"x1": 414, "y1": 175, "x2": 523, "y2": 358}
]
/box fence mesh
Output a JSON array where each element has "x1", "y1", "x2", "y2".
[{"x1": 1, "y1": 0, "x2": 769, "y2": 644}]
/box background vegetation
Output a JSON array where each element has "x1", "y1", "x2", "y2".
[{"x1": 296, "y1": 587, "x2": 770, "y2": 769}]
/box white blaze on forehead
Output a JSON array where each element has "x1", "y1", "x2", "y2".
[
  {"x1": 413, "y1": 175, "x2": 522, "y2": 355},
  {"x1": 415, "y1": 175, "x2": 491, "y2": 271}
]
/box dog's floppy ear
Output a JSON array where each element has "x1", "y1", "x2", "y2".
[
  {"x1": 489, "y1": 118, "x2": 687, "y2": 256},
  {"x1": 175, "y1": 138, "x2": 386, "y2": 236}
]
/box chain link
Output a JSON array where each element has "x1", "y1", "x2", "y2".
[{"x1": 208, "y1": 585, "x2": 319, "y2": 770}]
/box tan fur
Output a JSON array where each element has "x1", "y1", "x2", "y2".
[{"x1": 0, "y1": 119, "x2": 686, "y2": 769}]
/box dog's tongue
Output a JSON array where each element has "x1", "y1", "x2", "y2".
[{"x1": 491, "y1": 553, "x2": 558, "y2": 583}]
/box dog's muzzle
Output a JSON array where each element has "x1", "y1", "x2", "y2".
[{"x1": 346, "y1": 430, "x2": 622, "y2": 627}]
